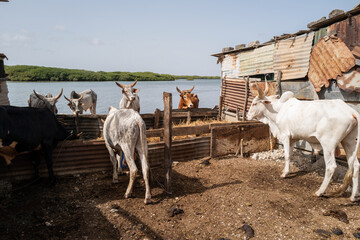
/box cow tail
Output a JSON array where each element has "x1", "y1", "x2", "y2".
[
  {"x1": 137, "y1": 120, "x2": 148, "y2": 161},
  {"x1": 330, "y1": 113, "x2": 360, "y2": 197}
]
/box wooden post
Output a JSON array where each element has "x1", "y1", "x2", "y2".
[
  {"x1": 236, "y1": 105, "x2": 239, "y2": 121},
  {"x1": 186, "y1": 110, "x2": 191, "y2": 125},
  {"x1": 242, "y1": 77, "x2": 249, "y2": 121},
  {"x1": 218, "y1": 96, "x2": 224, "y2": 120},
  {"x1": 163, "y1": 92, "x2": 172, "y2": 194},
  {"x1": 154, "y1": 108, "x2": 161, "y2": 129},
  {"x1": 275, "y1": 71, "x2": 282, "y2": 96}
]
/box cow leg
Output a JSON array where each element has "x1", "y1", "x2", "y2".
[
  {"x1": 106, "y1": 145, "x2": 119, "y2": 183},
  {"x1": 30, "y1": 151, "x2": 41, "y2": 180},
  {"x1": 136, "y1": 141, "x2": 151, "y2": 204},
  {"x1": 315, "y1": 147, "x2": 337, "y2": 197},
  {"x1": 281, "y1": 139, "x2": 294, "y2": 178},
  {"x1": 123, "y1": 145, "x2": 138, "y2": 199},
  {"x1": 342, "y1": 134, "x2": 360, "y2": 201},
  {"x1": 43, "y1": 146, "x2": 56, "y2": 185}
]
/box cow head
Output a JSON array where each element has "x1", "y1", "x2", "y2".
[
  {"x1": 177, "y1": 86, "x2": 196, "y2": 109},
  {"x1": 64, "y1": 94, "x2": 84, "y2": 115},
  {"x1": 247, "y1": 80, "x2": 272, "y2": 121},
  {"x1": 115, "y1": 80, "x2": 139, "y2": 108},
  {"x1": 33, "y1": 88, "x2": 63, "y2": 114}
]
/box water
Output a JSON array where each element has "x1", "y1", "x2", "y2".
[{"x1": 7, "y1": 79, "x2": 221, "y2": 114}]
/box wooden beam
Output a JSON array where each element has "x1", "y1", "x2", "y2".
[
  {"x1": 163, "y1": 92, "x2": 172, "y2": 194},
  {"x1": 153, "y1": 108, "x2": 161, "y2": 129}
]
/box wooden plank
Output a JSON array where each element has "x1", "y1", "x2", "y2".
[
  {"x1": 163, "y1": 92, "x2": 172, "y2": 194},
  {"x1": 211, "y1": 123, "x2": 270, "y2": 157}
]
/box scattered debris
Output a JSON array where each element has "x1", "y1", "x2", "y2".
[
  {"x1": 110, "y1": 209, "x2": 119, "y2": 213},
  {"x1": 200, "y1": 157, "x2": 211, "y2": 166},
  {"x1": 331, "y1": 228, "x2": 343, "y2": 235},
  {"x1": 74, "y1": 187, "x2": 80, "y2": 192},
  {"x1": 45, "y1": 221, "x2": 52, "y2": 227},
  {"x1": 241, "y1": 224, "x2": 255, "y2": 239},
  {"x1": 218, "y1": 238, "x2": 230, "y2": 240},
  {"x1": 354, "y1": 232, "x2": 360, "y2": 239},
  {"x1": 168, "y1": 207, "x2": 184, "y2": 217},
  {"x1": 323, "y1": 210, "x2": 349, "y2": 224},
  {"x1": 314, "y1": 229, "x2": 332, "y2": 238}
]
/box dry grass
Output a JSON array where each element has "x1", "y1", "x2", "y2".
[{"x1": 147, "y1": 118, "x2": 226, "y2": 143}]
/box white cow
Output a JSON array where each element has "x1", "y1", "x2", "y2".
[
  {"x1": 116, "y1": 80, "x2": 140, "y2": 112},
  {"x1": 28, "y1": 88, "x2": 63, "y2": 114},
  {"x1": 247, "y1": 81, "x2": 360, "y2": 201},
  {"x1": 103, "y1": 106, "x2": 151, "y2": 204},
  {"x1": 64, "y1": 89, "x2": 97, "y2": 115}
]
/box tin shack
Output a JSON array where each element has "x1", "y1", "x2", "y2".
[{"x1": 212, "y1": 4, "x2": 360, "y2": 122}]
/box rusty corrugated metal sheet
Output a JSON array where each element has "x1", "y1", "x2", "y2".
[
  {"x1": 221, "y1": 78, "x2": 276, "y2": 114},
  {"x1": 308, "y1": 36, "x2": 355, "y2": 92},
  {"x1": 337, "y1": 66, "x2": 360, "y2": 92},
  {"x1": 327, "y1": 14, "x2": 360, "y2": 51},
  {"x1": 273, "y1": 32, "x2": 314, "y2": 80},
  {"x1": 237, "y1": 44, "x2": 275, "y2": 77}
]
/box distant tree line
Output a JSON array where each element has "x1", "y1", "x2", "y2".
[{"x1": 4, "y1": 65, "x2": 220, "y2": 82}]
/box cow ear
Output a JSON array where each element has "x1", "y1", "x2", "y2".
[
  {"x1": 133, "y1": 88, "x2": 139, "y2": 93},
  {"x1": 67, "y1": 103, "x2": 71, "y2": 106},
  {"x1": 264, "y1": 101, "x2": 271, "y2": 104}
]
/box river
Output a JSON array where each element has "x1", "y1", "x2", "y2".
[{"x1": 7, "y1": 79, "x2": 221, "y2": 114}]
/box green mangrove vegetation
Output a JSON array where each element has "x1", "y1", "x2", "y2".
[{"x1": 5, "y1": 65, "x2": 220, "y2": 82}]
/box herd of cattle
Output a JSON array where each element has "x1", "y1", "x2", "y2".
[
  {"x1": 1, "y1": 79, "x2": 359, "y2": 203},
  {"x1": 1, "y1": 81, "x2": 199, "y2": 204}
]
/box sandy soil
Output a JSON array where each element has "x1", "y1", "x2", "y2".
[{"x1": 1, "y1": 150, "x2": 360, "y2": 240}]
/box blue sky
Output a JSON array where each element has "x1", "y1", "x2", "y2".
[{"x1": 1, "y1": 0, "x2": 358, "y2": 75}]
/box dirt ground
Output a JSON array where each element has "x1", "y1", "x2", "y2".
[{"x1": 1, "y1": 150, "x2": 360, "y2": 240}]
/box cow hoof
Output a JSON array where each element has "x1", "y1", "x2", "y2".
[
  {"x1": 350, "y1": 196, "x2": 359, "y2": 202},
  {"x1": 124, "y1": 193, "x2": 133, "y2": 199},
  {"x1": 144, "y1": 198, "x2": 152, "y2": 204},
  {"x1": 314, "y1": 191, "x2": 323, "y2": 197},
  {"x1": 112, "y1": 179, "x2": 119, "y2": 184},
  {"x1": 280, "y1": 173, "x2": 287, "y2": 179}
]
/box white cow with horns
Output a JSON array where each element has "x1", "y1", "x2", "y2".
[
  {"x1": 115, "y1": 80, "x2": 140, "y2": 112},
  {"x1": 28, "y1": 88, "x2": 63, "y2": 114},
  {"x1": 247, "y1": 80, "x2": 360, "y2": 201},
  {"x1": 103, "y1": 106, "x2": 151, "y2": 204}
]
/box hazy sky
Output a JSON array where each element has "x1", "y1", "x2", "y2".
[{"x1": 1, "y1": 0, "x2": 358, "y2": 75}]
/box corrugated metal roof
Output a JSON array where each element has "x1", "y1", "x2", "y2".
[
  {"x1": 238, "y1": 44, "x2": 275, "y2": 77},
  {"x1": 308, "y1": 36, "x2": 355, "y2": 92},
  {"x1": 327, "y1": 14, "x2": 360, "y2": 51},
  {"x1": 273, "y1": 32, "x2": 314, "y2": 80}
]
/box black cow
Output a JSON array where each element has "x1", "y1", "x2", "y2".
[{"x1": 0, "y1": 106, "x2": 72, "y2": 184}]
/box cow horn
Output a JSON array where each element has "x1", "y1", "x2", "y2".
[
  {"x1": 115, "y1": 82, "x2": 124, "y2": 89},
  {"x1": 256, "y1": 81, "x2": 265, "y2": 99},
  {"x1": 33, "y1": 90, "x2": 45, "y2": 101},
  {"x1": 64, "y1": 95, "x2": 71, "y2": 102},
  {"x1": 78, "y1": 95, "x2": 84, "y2": 101},
  {"x1": 54, "y1": 88, "x2": 63, "y2": 100},
  {"x1": 188, "y1": 86, "x2": 195, "y2": 93},
  {"x1": 264, "y1": 78, "x2": 269, "y2": 96},
  {"x1": 130, "y1": 80, "x2": 138, "y2": 87},
  {"x1": 176, "y1": 86, "x2": 182, "y2": 94}
]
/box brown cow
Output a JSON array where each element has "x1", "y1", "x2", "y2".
[{"x1": 176, "y1": 86, "x2": 199, "y2": 109}]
